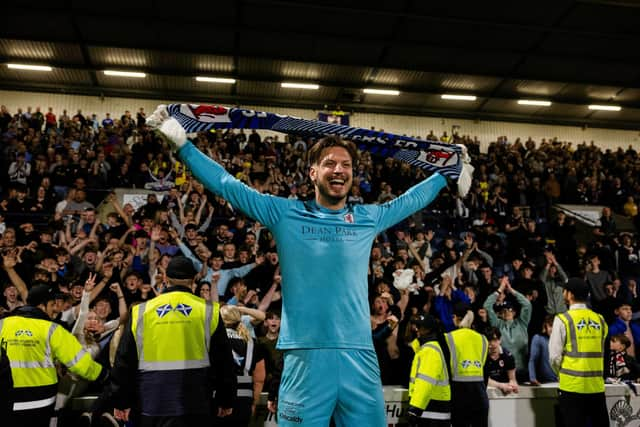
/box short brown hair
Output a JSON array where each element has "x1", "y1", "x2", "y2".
[
  {"x1": 307, "y1": 135, "x2": 359, "y2": 167},
  {"x1": 612, "y1": 333, "x2": 631, "y2": 349}
]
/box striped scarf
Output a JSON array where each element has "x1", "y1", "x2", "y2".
[{"x1": 157, "y1": 103, "x2": 473, "y2": 195}]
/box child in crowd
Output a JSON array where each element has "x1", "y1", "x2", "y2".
[{"x1": 607, "y1": 334, "x2": 640, "y2": 382}]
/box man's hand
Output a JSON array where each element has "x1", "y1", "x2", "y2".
[{"x1": 267, "y1": 399, "x2": 277, "y2": 414}]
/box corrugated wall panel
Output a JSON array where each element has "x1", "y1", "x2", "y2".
[{"x1": 1, "y1": 90, "x2": 638, "y2": 151}]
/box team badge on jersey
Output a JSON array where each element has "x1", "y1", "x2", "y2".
[{"x1": 343, "y1": 213, "x2": 354, "y2": 223}]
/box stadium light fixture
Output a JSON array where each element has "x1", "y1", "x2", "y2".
[
  {"x1": 441, "y1": 94, "x2": 477, "y2": 101},
  {"x1": 196, "y1": 76, "x2": 236, "y2": 84},
  {"x1": 518, "y1": 99, "x2": 552, "y2": 106},
  {"x1": 363, "y1": 88, "x2": 400, "y2": 96},
  {"x1": 588, "y1": 104, "x2": 621, "y2": 111},
  {"x1": 281, "y1": 82, "x2": 319, "y2": 90},
  {"x1": 103, "y1": 70, "x2": 146, "y2": 78},
  {"x1": 7, "y1": 63, "x2": 52, "y2": 72}
]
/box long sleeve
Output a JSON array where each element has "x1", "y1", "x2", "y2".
[
  {"x1": 549, "y1": 316, "x2": 566, "y2": 374},
  {"x1": 178, "y1": 142, "x2": 286, "y2": 228},
  {"x1": 484, "y1": 291, "x2": 500, "y2": 326},
  {"x1": 51, "y1": 323, "x2": 103, "y2": 381},
  {"x1": 169, "y1": 210, "x2": 184, "y2": 237},
  {"x1": 513, "y1": 290, "x2": 532, "y2": 325},
  {"x1": 374, "y1": 173, "x2": 447, "y2": 233},
  {"x1": 71, "y1": 290, "x2": 92, "y2": 339},
  {"x1": 178, "y1": 241, "x2": 203, "y2": 271},
  {"x1": 209, "y1": 313, "x2": 237, "y2": 409},
  {"x1": 556, "y1": 263, "x2": 568, "y2": 283},
  {"x1": 99, "y1": 315, "x2": 139, "y2": 411}
]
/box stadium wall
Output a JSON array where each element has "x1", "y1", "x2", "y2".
[{"x1": 1, "y1": 89, "x2": 639, "y2": 152}]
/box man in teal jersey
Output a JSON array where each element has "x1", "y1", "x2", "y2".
[{"x1": 154, "y1": 113, "x2": 453, "y2": 427}]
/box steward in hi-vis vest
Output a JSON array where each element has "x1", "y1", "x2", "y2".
[
  {"x1": 549, "y1": 277, "x2": 608, "y2": 427},
  {"x1": 95, "y1": 256, "x2": 237, "y2": 427},
  {"x1": 445, "y1": 302, "x2": 489, "y2": 427},
  {"x1": 0, "y1": 284, "x2": 105, "y2": 427},
  {"x1": 407, "y1": 314, "x2": 451, "y2": 427}
]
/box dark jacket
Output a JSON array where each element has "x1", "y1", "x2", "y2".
[{"x1": 96, "y1": 287, "x2": 237, "y2": 417}]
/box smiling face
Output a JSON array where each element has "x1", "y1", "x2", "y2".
[{"x1": 309, "y1": 146, "x2": 353, "y2": 210}]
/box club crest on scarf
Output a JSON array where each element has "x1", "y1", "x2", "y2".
[{"x1": 181, "y1": 104, "x2": 231, "y2": 123}]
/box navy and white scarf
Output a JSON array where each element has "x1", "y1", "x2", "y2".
[{"x1": 159, "y1": 103, "x2": 473, "y2": 195}]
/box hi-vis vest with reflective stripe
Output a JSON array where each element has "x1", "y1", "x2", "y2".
[
  {"x1": 0, "y1": 315, "x2": 101, "y2": 410},
  {"x1": 409, "y1": 340, "x2": 450, "y2": 412},
  {"x1": 557, "y1": 308, "x2": 607, "y2": 394},
  {"x1": 445, "y1": 328, "x2": 488, "y2": 382},
  {"x1": 131, "y1": 291, "x2": 219, "y2": 371}
]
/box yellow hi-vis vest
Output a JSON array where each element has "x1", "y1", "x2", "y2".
[
  {"x1": 445, "y1": 328, "x2": 488, "y2": 382},
  {"x1": 131, "y1": 291, "x2": 219, "y2": 371},
  {"x1": 410, "y1": 338, "x2": 421, "y2": 355},
  {"x1": 0, "y1": 315, "x2": 102, "y2": 410},
  {"x1": 409, "y1": 340, "x2": 451, "y2": 416},
  {"x1": 557, "y1": 308, "x2": 607, "y2": 394}
]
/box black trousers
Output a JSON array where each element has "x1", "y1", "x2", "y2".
[
  {"x1": 409, "y1": 418, "x2": 451, "y2": 427},
  {"x1": 7, "y1": 403, "x2": 55, "y2": 427},
  {"x1": 451, "y1": 407, "x2": 488, "y2": 427},
  {"x1": 140, "y1": 414, "x2": 211, "y2": 427},
  {"x1": 558, "y1": 390, "x2": 608, "y2": 427}
]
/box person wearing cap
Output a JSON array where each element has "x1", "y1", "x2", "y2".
[
  {"x1": 483, "y1": 275, "x2": 532, "y2": 382},
  {"x1": 96, "y1": 256, "x2": 237, "y2": 426},
  {"x1": 407, "y1": 314, "x2": 451, "y2": 427},
  {"x1": 445, "y1": 301, "x2": 489, "y2": 427},
  {"x1": 0, "y1": 284, "x2": 105, "y2": 426},
  {"x1": 549, "y1": 277, "x2": 608, "y2": 427}
]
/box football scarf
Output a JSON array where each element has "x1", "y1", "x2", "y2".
[{"x1": 157, "y1": 103, "x2": 473, "y2": 195}]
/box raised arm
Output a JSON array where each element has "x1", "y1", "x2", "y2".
[
  {"x1": 194, "y1": 194, "x2": 207, "y2": 225},
  {"x1": 374, "y1": 173, "x2": 447, "y2": 233},
  {"x1": 2, "y1": 251, "x2": 28, "y2": 302},
  {"x1": 109, "y1": 193, "x2": 132, "y2": 227}
]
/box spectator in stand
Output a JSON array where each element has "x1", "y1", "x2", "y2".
[
  {"x1": 484, "y1": 276, "x2": 532, "y2": 382},
  {"x1": 485, "y1": 327, "x2": 518, "y2": 395},
  {"x1": 585, "y1": 254, "x2": 612, "y2": 311},
  {"x1": 540, "y1": 249, "x2": 568, "y2": 315},
  {"x1": 528, "y1": 315, "x2": 558, "y2": 384},
  {"x1": 606, "y1": 334, "x2": 640, "y2": 382},
  {"x1": 434, "y1": 274, "x2": 471, "y2": 332},
  {"x1": 608, "y1": 300, "x2": 640, "y2": 360},
  {"x1": 8, "y1": 152, "x2": 31, "y2": 186}
]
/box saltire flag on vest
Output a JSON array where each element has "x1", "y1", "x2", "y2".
[{"x1": 154, "y1": 103, "x2": 474, "y2": 195}]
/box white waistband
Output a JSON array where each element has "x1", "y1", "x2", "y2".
[
  {"x1": 13, "y1": 395, "x2": 56, "y2": 411},
  {"x1": 421, "y1": 411, "x2": 451, "y2": 420}
]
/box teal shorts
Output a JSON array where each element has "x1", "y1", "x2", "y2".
[{"x1": 278, "y1": 348, "x2": 386, "y2": 427}]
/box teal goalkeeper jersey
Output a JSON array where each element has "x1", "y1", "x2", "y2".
[{"x1": 179, "y1": 142, "x2": 447, "y2": 350}]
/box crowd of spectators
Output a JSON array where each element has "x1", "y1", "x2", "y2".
[{"x1": 1, "y1": 103, "x2": 640, "y2": 415}]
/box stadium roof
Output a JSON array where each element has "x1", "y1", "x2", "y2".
[{"x1": 2, "y1": 1, "x2": 640, "y2": 129}]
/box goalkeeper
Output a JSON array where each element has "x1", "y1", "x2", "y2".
[{"x1": 150, "y1": 107, "x2": 471, "y2": 427}]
